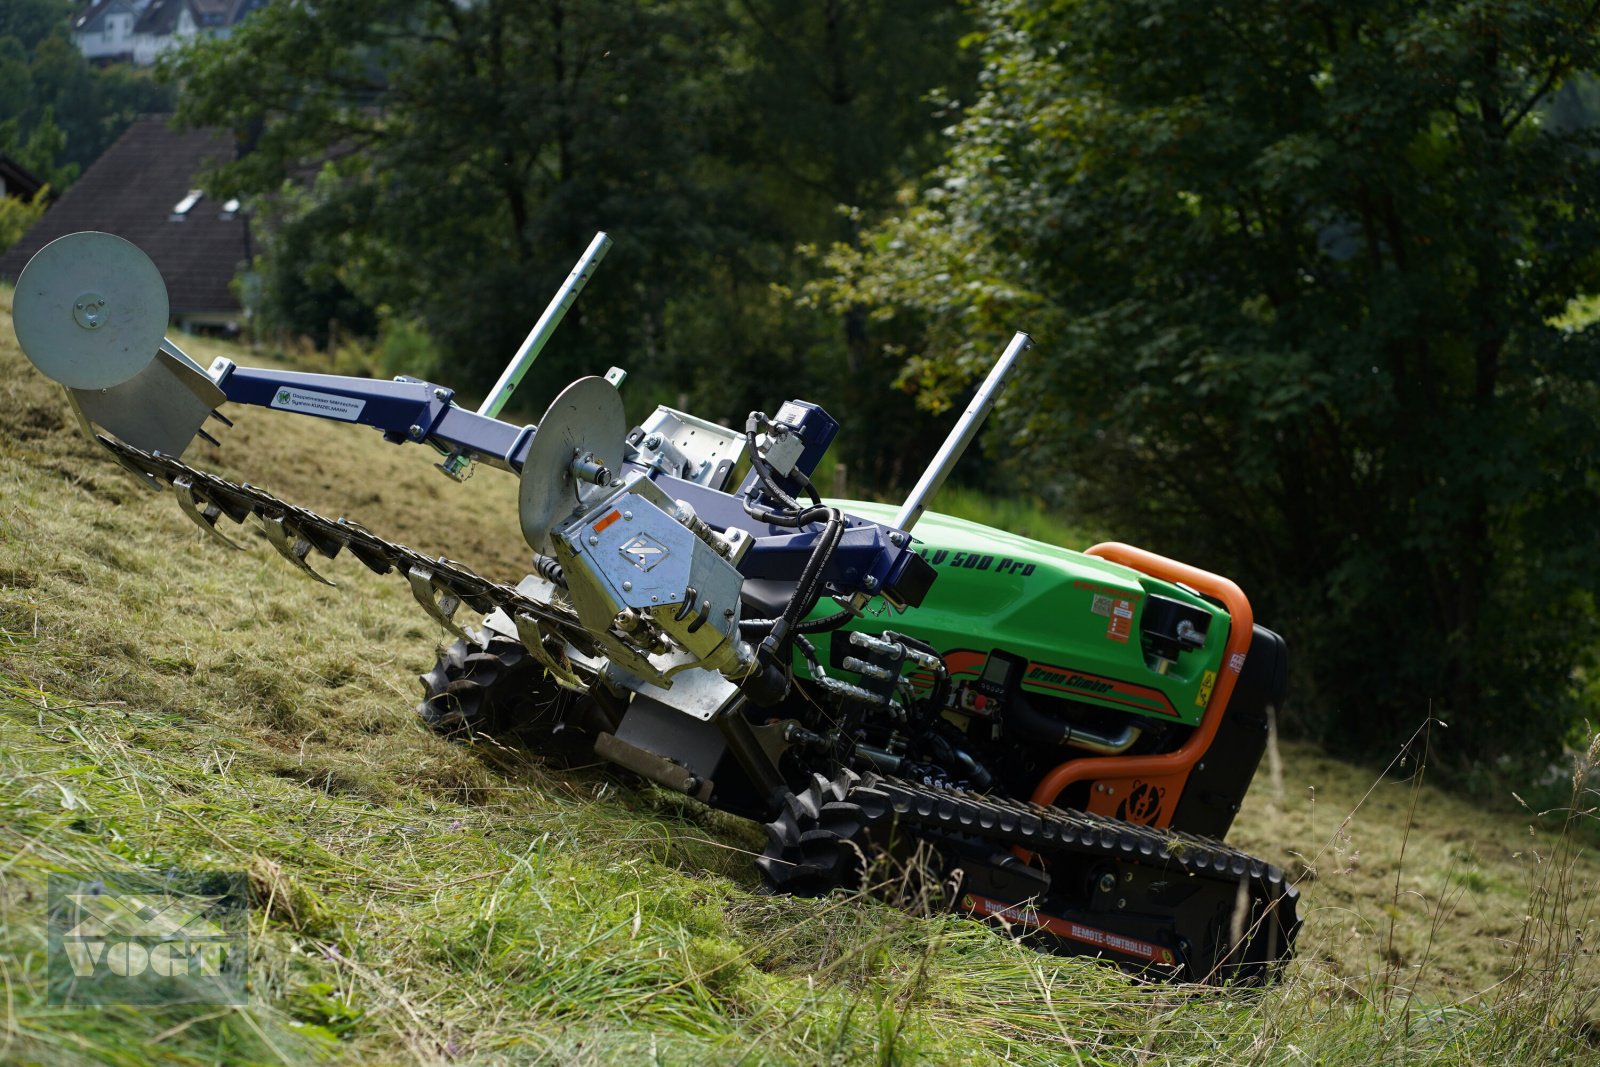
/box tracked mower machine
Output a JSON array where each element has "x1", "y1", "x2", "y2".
[{"x1": 11, "y1": 231, "x2": 1299, "y2": 983}]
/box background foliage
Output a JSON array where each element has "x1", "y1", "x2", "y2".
[
  {"x1": 4, "y1": 0, "x2": 1594, "y2": 767},
  {"x1": 0, "y1": 0, "x2": 172, "y2": 207},
  {"x1": 829, "y1": 0, "x2": 1600, "y2": 763},
  {"x1": 165, "y1": 0, "x2": 975, "y2": 484}
]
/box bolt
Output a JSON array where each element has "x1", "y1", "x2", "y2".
[
  {"x1": 622, "y1": 580, "x2": 632, "y2": 592},
  {"x1": 861, "y1": 575, "x2": 879, "y2": 591},
  {"x1": 889, "y1": 532, "x2": 904, "y2": 546},
  {"x1": 407, "y1": 424, "x2": 425, "y2": 440},
  {"x1": 623, "y1": 511, "x2": 633, "y2": 520},
  {"x1": 75, "y1": 302, "x2": 84, "y2": 310},
  {"x1": 1124, "y1": 871, "x2": 1133, "y2": 883},
  {"x1": 1117, "y1": 897, "x2": 1127, "y2": 910},
  {"x1": 723, "y1": 608, "x2": 735, "y2": 618},
  {"x1": 96, "y1": 298, "x2": 105, "y2": 307},
  {"x1": 433, "y1": 388, "x2": 449, "y2": 402},
  {"x1": 588, "y1": 535, "x2": 599, "y2": 546},
  {"x1": 644, "y1": 433, "x2": 662, "y2": 449},
  {"x1": 650, "y1": 595, "x2": 658, "y2": 602},
  {"x1": 1097, "y1": 873, "x2": 1115, "y2": 893}
]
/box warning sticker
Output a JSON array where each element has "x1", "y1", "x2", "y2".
[
  {"x1": 1106, "y1": 599, "x2": 1134, "y2": 643},
  {"x1": 1195, "y1": 669, "x2": 1216, "y2": 707},
  {"x1": 269, "y1": 386, "x2": 366, "y2": 422},
  {"x1": 1090, "y1": 594, "x2": 1112, "y2": 617}
]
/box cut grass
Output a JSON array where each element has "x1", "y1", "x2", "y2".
[{"x1": 1, "y1": 285, "x2": 1598, "y2": 1064}]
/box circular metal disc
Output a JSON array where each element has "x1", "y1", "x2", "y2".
[
  {"x1": 12, "y1": 231, "x2": 169, "y2": 390},
  {"x1": 518, "y1": 376, "x2": 627, "y2": 553}
]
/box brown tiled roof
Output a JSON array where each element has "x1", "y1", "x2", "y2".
[
  {"x1": 0, "y1": 155, "x2": 49, "y2": 201},
  {"x1": 0, "y1": 116, "x2": 249, "y2": 316}
]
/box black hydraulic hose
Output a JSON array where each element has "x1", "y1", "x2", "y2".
[
  {"x1": 532, "y1": 554, "x2": 567, "y2": 589},
  {"x1": 1004, "y1": 687, "x2": 1077, "y2": 747},
  {"x1": 745, "y1": 412, "x2": 806, "y2": 514},
  {"x1": 742, "y1": 502, "x2": 834, "y2": 528},
  {"x1": 739, "y1": 609, "x2": 852, "y2": 637},
  {"x1": 754, "y1": 507, "x2": 843, "y2": 680}
]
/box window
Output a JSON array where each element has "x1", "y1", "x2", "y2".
[{"x1": 170, "y1": 189, "x2": 204, "y2": 221}]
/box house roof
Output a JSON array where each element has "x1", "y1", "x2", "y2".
[
  {"x1": 0, "y1": 116, "x2": 249, "y2": 316},
  {"x1": 72, "y1": 0, "x2": 136, "y2": 33},
  {"x1": 132, "y1": 0, "x2": 185, "y2": 36},
  {"x1": 0, "y1": 155, "x2": 49, "y2": 201}
]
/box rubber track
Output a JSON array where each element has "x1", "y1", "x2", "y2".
[{"x1": 878, "y1": 775, "x2": 1298, "y2": 977}]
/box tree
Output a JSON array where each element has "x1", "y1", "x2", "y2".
[
  {"x1": 837, "y1": 0, "x2": 1600, "y2": 763},
  {"x1": 0, "y1": 0, "x2": 172, "y2": 188},
  {"x1": 166, "y1": 0, "x2": 976, "y2": 446},
  {"x1": 168, "y1": 0, "x2": 735, "y2": 409}
]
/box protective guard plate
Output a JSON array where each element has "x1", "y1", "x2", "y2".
[
  {"x1": 13, "y1": 232, "x2": 169, "y2": 390},
  {"x1": 518, "y1": 376, "x2": 625, "y2": 553}
]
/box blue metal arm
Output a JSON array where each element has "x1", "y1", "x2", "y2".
[
  {"x1": 213, "y1": 364, "x2": 536, "y2": 472},
  {"x1": 209, "y1": 361, "x2": 933, "y2": 607}
]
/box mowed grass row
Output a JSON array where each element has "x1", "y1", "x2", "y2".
[{"x1": 0, "y1": 285, "x2": 1597, "y2": 1064}]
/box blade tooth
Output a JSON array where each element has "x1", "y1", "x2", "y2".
[
  {"x1": 209, "y1": 486, "x2": 253, "y2": 523},
  {"x1": 208, "y1": 409, "x2": 234, "y2": 427},
  {"x1": 196, "y1": 429, "x2": 222, "y2": 448},
  {"x1": 259, "y1": 514, "x2": 336, "y2": 586},
  {"x1": 406, "y1": 565, "x2": 467, "y2": 638},
  {"x1": 279, "y1": 506, "x2": 346, "y2": 558},
  {"x1": 172, "y1": 476, "x2": 244, "y2": 550},
  {"x1": 334, "y1": 520, "x2": 397, "y2": 575}
]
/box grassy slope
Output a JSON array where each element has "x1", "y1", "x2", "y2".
[{"x1": 0, "y1": 290, "x2": 1597, "y2": 1065}]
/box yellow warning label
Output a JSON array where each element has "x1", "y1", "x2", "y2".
[{"x1": 1195, "y1": 669, "x2": 1217, "y2": 707}]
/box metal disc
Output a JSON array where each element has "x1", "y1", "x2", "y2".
[
  {"x1": 518, "y1": 376, "x2": 626, "y2": 553},
  {"x1": 12, "y1": 232, "x2": 169, "y2": 390}
]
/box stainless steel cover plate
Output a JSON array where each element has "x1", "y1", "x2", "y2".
[
  {"x1": 13, "y1": 231, "x2": 170, "y2": 390},
  {"x1": 518, "y1": 376, "x2": 626, "y2": 553}
]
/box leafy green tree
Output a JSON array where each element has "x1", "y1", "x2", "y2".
[
  {"x1": 0, "y1": 0, "x2": 172, "y2": 187},
  {"x1": 167, "y1": 0, "x2": 975, "y2": 444},
  {"x1": 168, "y1": 0, "x2": 740, "y2": 410},
  {"x1": 837, "y1": 0, "x2": 1600, "y2": 763}
]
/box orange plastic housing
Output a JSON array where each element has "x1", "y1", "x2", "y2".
[{"x1": 1028, "y1": 542, "x2": 1255, "y2": 828}]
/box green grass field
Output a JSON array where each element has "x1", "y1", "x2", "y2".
[{"x1": 1, "y1": 289, "x2": 1597, "y2": 1064}]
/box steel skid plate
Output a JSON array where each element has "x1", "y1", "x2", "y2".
[
  {"x1": 518, "y1": 376, "x2": 626, "y2": 553},
  {"x1": 13, "y1": 232, "x2": 170, "y2": 390}
]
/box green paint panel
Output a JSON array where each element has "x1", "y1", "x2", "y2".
[{"x1": 807, "y1": 502, "x2": 1232, "y2": 728}]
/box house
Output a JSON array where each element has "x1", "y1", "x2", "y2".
[
  {"x1": 0, "y1": 156, "x2": 49, "y2": 203},
  {"x1": 70, "y1": 0, "x2": 145, "y2": 65},
  {"x1": 70, "y1": 0, "x2": 267, "y2": 67},
  {"x1": 0, "y1": 116, "x2": 252, "y2": 332}
]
